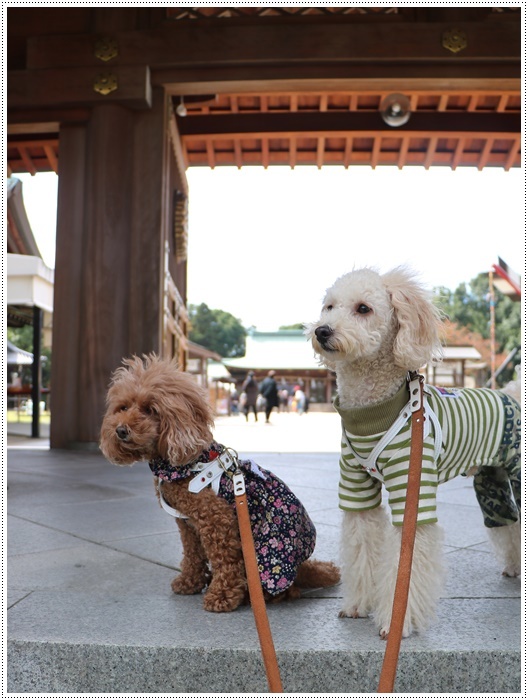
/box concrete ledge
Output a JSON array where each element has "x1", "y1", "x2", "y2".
[
  {"x1": 8, "y1": 640, "x2": 520, "y2": 693},
  {"x1": 8, "y1": 592, "x2": 521, "y2": 693}
]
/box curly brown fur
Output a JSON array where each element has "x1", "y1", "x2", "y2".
[{"x1": 100, "y1": 354, "x2": 339, "y2": 612}]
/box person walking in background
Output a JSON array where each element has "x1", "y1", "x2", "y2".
[
  {"x1": 294, "y1": 385, "x2": 306, "y2": 415},
  {"x1": 278, "y1": 378, "x2": 290, "y2": 412},
  {"x1": 241, "y1": 371, "x2": 259, "y2": 422},
  {"x1": 260, "y1": 370, "x2": 279, "y2": 423},
  {"x1": 230, "y1": 388, "x2": 240, "y2": 416}
]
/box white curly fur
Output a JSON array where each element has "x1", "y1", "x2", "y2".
[{"x1": 306, "y1": 266, "x2": 520, "y2": 638}]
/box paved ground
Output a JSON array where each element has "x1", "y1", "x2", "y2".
[{"x1": 6, "y1": 411, "x2": 521, "y2": 693}]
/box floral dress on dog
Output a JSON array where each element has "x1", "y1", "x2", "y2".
[{"x1": 149, "y1": 442, "x2": 317, "y2": 596}]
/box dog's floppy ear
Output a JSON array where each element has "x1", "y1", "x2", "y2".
[
  {"x1": 152, "y1": 369, "x2": 215, "y2": 464},
  {"x1": 382, "y1": 267, "x2": 443, "y2": 370}
]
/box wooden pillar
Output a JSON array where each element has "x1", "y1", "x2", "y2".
[
  {"x1": 50, "y1": 123, "x2": 87, "y2": 448},
  {"x1": 51, "y1": 88, "x2": 170, "y2": 448},
  {"x1": 31, "y1": 305, "x2": 42, "y2": 438}
]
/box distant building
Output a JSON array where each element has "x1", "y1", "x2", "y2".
[
  {"x1": 223, "y1": 329, "x2": 335, "y2": 406},
  {"x1": 222, "y1": 328, "x2": 492, "y2": 409}
]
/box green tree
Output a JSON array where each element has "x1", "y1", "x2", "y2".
[
  {"x1": 279, "y1": 323, "x2": 304, "y2": 331},
  {"x1": 188, "y1": 303, "x2": 246, "y2": 358},
  {"x1": 7, "y1": 325, "x2": 52, "y2": 387},
  {"x1": 434, "y1": 272, "x2": 521, "y2": 353},
  {"x1": 8, "y1": 325, "x2": 34, "y2": 352}
]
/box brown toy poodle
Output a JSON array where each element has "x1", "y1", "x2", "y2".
[{"x1": 100, "y1": 355, "x2": 340, "y2": 612}]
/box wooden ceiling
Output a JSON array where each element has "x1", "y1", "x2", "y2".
[
  {"x1": 7, "y1": 87, "x2": 521, "y2": 174},
  {"x1": 7, "y1": 132, "x2": 59, "y2": 176},
  {"x1": 6, "y1": 6, "x2": 521, "y2": 174},
  {"x1": 176, "y1": 89, "x2": 521, "y2": 170}
]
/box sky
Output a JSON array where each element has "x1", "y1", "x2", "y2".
[{"x1": 16, "y1": 165, "x2": 523, "y2": 331}]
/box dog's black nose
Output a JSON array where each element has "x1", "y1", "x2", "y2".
[
  {"x1": 116, "y1": 425, "x2": 130, "y2": 441},
  {"x1": 315, "y1": 325, "x2": 333, "y2": 343}
]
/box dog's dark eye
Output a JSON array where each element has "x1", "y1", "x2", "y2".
[
  {"x1": 325, "y1": 304, "x2": 333, "y2": 312},
  {"x1": 142, "y1": 405, "x2": 153, "y2": 415},
  {"x1": 356, "y1": 304, "x2": 372, "y2": 315},
  {"x1": 118, "y1": 405, "x2": 128, "y2": 413}
]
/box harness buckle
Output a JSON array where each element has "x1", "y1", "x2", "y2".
[
  {"x1": 217, "y1": 448, "x2": 239, "y2": 474},
  {"x1": 188, "y1": 447, "x2": 240, "y2": 495},
  {"x1": 408, "y1": 372, "x2": 424, "y2": 414}
]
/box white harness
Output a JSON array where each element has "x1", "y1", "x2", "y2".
[
  {"x1": 342, "y1": 377, "x2": 443, "y2": 480},
  {"x1": 157, "y1": 450, "x2": 266, "y2": 520}
]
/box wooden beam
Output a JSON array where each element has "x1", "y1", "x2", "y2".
[
  {"x1": 7, "y1": 108, "x2": 92, "y2": 127},
  {"x1": 206, "y1": 139, "x2": 215, "y2": 168},
  {"x1": 397, "y1": 137, "x2": 409, "y2": 169},
  {"x1": 478, "y1": 138, "x2": 494, "y2": 170},
  {"x1": 262, "y1": 137, "x2": 269, "y2": 169},
  {"x1": 316, "y1": 136, "x2": 325, "y2": 169},
  {"x1": 343, "y1": 136, "x2": 353, "y2": 169},
  {"x1": 43, "y1": 144, "x2": 59, "y2": 174},
  {"x1": 467, "y1": 94, "x2": 480, "y2": 111},
  {"x1": 177, "y1": 111, "x2": 521, "y2": 136},
  {"x1": 8, "y1": 121, "x2": 60, "y2": 134},
  {"x1": 504, "y1": 135, "x2": 521, "y2": 171},
  {"x1": 184, "y1": 148, "x2": 516, "y2": 169},
  {"x1": 183, "y1": 130, "x2": 520, "y2": 150},
  {"x1": 8, "y1": 65, "x2": 152, "y2": 110},
  {"x1": 229, "y1": 95, "x2": 242, "y2": 168},
  {"x1": 26, "y1": 20, "x2": 521, "y2": 71},
  {"x1": 289, "y1": 94, "x2": 297, "y2": 168},
  {"x1": 423, "y1": 136, "x2": 438, "y2": 169},
  {"x1": 371, "y1": 137, "x2": 381, "y2": 169},
  {"x1": 168, "y1": 112, "x2": 189, "y2": 195},
  {"x1": 437, "y1": 94, "x2": 449, "y2": 111},
  {"x1": 18, "y1": 146, "x2": 37, "y2": 175},
  {"x1": 159, "y1": 71, "x2": 522, "y2": 100},
  {"x1": 496, "y1": 93, "x2": 510, "y2": 112},
  {"x1": 181, "y1": 140, "x2": 189, "y2": 170},
  {"x1": 289, "y1": 136, "x2": 297, "y2": 169},
  {"x1": 451, "y1": 138, "x2": 466, "y2": 170}
]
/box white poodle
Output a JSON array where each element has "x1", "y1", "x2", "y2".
[{"x1": 306, "y1": 266, "x2": 521, "y2": 638}]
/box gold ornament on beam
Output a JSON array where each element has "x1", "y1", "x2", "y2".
[
  {"x1": 93, "y1": 72, "x2": 118, "y2": 96},
  {"x1": 442, "y1": 28, "x2": 467, "y2": 54},
  {"x1": 95, "y1": 36, "x2": 119, "y2": 62}
]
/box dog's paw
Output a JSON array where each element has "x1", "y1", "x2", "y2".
[
  {"x1": 502, "y1": 564, "x2": 521, "y2": 578},
  {"x1": 338, "y1": 605, "x2": 368, "y2": 619},
  {"x1": 203, "y1": 590, "x2": 244, "y2": 613},
  {"x1": 379, "y1": 622, "x2": 411, "y2": 640},
  {"x1": 171, "y1": 574, "x2": 206, "y2": 595}
]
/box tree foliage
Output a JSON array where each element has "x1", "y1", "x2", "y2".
[
  {"x1": 434, "y1": 272, "x2": 521, "y2": 354},
  {"x1": 279, "y1": 323, "x2": 304, "y2": 331},
  {"x1": 7, "y1": 325, "x2": 52, "y2": 386},
  {"x1": 188, "y1": 303, "x2": 246, "y2": 358}
]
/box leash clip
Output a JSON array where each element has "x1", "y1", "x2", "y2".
[
  {"x1": 408, "y1": 372, "x2": 423, "y2": 414},
  {"x1": 233, "y1": 470, "x2": 246, "y2": 496}
]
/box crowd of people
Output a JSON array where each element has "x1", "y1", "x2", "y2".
[{"x1": 231, "y1": 371, "x2": 308, "y2": 423}]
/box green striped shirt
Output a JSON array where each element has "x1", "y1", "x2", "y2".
[{"x1": 336, "y1": 385, "x2": 506, "y2": 526}]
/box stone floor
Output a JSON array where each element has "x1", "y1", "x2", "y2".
[{"x1": 6, "y1": 411, "x2": 522, "y2": 693}]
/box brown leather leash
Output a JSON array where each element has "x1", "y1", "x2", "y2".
[
  {"x1": 224, "y1": 372, "x2": 424, "y2": 695},
  {"x1": 377, "y1": 373, "x2": 425, "y2": 693},
  {"x1": 233, "y1": 469, "x2": 284, "y2": 693}
]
